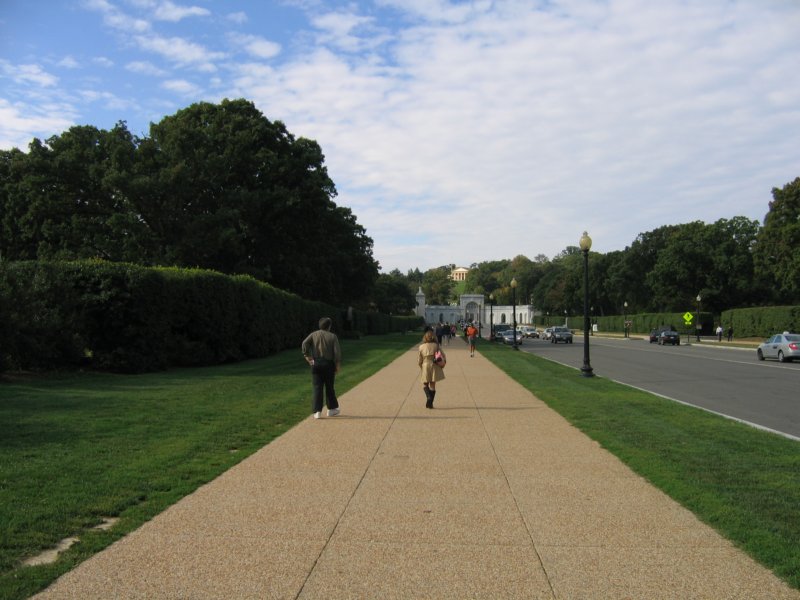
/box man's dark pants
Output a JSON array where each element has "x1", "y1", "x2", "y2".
[{"x1": 311, "y1": 362, "x2": 339, "y2": 413}]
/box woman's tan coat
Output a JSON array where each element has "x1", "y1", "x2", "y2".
[{"x1": 418, "y1": 341, "x2": 445, "y2": 383}]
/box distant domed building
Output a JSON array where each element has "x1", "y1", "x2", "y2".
[{"x1": 450, "y1": 266, "x2": 469, "y2": 281}]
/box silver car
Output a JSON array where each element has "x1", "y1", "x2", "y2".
[{"x1": 757, "y1": 333, "x2": 800, "y2": 363}]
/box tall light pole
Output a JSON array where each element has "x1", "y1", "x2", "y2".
[
  {"x1": 623, "y1": 301, "x2": 628, "y2": 338},
  {"x1": 511, "y1": 278, "x2": 518, "y2": 349},
  {"x1": 489, "y1": 294, "x2": 494, "y2": 340},
  {"x1": 579, "y1": 232, "x2": 594, "y2": 377},
  {"x1": 696, "y1": 294, "x2": 702, "y2": 342}
]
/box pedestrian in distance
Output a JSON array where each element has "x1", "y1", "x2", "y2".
[
  {"x1": 466, "y1": 323, "x2": 478, "y2": 357},
  {"x1": 727, "y1": 326, "x2": 733, "y2": 342},
  {"x1": 716, "y1": 324, "x2": 723, "y2": 342},
  {"x1": 301, "y1": 317, "x2": 342, "y2": 419},
  {"x1": 418, "y1": 330, "x2": 445, "y2": 409}
]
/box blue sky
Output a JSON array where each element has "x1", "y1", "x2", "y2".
[{"x1": 1, "y1": 1, "x2": 799, "y2": 274}]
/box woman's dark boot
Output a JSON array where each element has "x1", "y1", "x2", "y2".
[
  {"x1": 428, "y1": 390, "x2": 436, "y2": 409},
  {"x1": 424, "y1": 386, "x2": 433, "y2": 408}
]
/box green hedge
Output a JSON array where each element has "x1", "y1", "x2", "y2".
[
  {"x1": 535, "y1": 312, "x2": 714, "y2": 336},
  {"x1": 720, "y1": 306, "x2": 800, "y2": 339},
  {"x1": 533, "y1": 308, "x2": 800, "y2": 338},
  {"x1": 0, "y1": 260, "x2": 423, "y2": 373}
]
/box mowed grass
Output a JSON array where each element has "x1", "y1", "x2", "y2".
[
  {"x1": 480, "y1": 340, "x2": 800, "y2": 590},
  {"x1": 0, "y1": 333, "x2": 414, "y2": 600}
]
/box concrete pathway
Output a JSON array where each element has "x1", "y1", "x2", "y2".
[{"x1": 33, "y1": 340, "x2": 799, "y2": 599}]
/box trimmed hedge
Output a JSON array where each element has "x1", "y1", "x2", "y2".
[
  {"x1": 720, "y1": 306, "x2": 800, "y2": 339},
  {"x1": 533, "y1": 308, "x2": 800, "y2": 339},
  {"x1": 536, "y1": 312, "x2": 714, "y2": 336},
  {"x1": 0, "y1": 260, "x2": 422, "y2": 373}
]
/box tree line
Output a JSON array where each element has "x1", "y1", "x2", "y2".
[
  {"x1": 378, "y1": 177, "x2": 799, "y2": 318},
  {"x1": 1, "y1": 97, "x2": 797, "y2": 319},
  {"x1": 0, "y1": 99, "x2": 378, "y2": 307}
]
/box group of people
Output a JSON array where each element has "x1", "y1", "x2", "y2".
[
  {"x1": 301, "y1": 317, "x2": 482, "y2": 418},
  {"x1": 715, "y1": 324, "x2": 734, "y2": 342}
]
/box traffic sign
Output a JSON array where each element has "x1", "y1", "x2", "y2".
[{"x1": 683, "y1": 312, "x2": 693, "y2": 325}]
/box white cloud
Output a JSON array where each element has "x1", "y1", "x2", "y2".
[
  {"x1": 310, "y1": 10, "x2": 385, "y2": 52},
  {"x1": 57, "y1": 56, "x2": 81, "y2": 69},
  {"x1": 134, "y1": 34, "x2": 225, "y2": 70},
  {"x1": 0, "y1": 98, "x2": 76, "y2": 150},
  {"x1": 161, "y1": 78, "x2": 201, "y2": 96},
  {"x1": 126, "y1": 60, "x2": 167, "y2": 76},
  {"x1": 83, "y1": 0, "x2": 151, "y2": 33},
  {"x1": 229, "y1": 33, "x2": 281, "y2": 60},
  {"x1": 0, "y1": 60, "x2": 58, "y2": 87},
  {"x1": 227, "y1": 11, "x2": 248, "y2": 25},
  {"x1": 153, "y1": 1, "x2": 210, "y2": 22},
  {"x1": 93, "y1": 56, "x2": 115, "y2": 67}
]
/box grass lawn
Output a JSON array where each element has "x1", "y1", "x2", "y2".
[
  {"x1": 0, "y1": 332, "x2": 414, "y2": 600},
  {"x1": 479, "y1": 339, "x2": 800, "y2": 591}
]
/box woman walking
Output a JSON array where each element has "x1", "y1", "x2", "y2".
[{"x1": 418, "y1": 330, "x2": 445, "y2": 409}]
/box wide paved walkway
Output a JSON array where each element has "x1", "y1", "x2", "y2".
[{"x1": 34, "y1": 340, "x2": 799, "y2": 599}]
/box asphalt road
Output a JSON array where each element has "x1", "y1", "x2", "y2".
[{"x1": 514, "y1": 335, "x2": 800, "y2": 440}]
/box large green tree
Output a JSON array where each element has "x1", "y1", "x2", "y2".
[
  {"x1": 422, "y1": 267, "x2": 454, "y2": 305},
  {"x1": 0, "y1": 99, "x2": 378, "y2": 306},
  {"x1": 754, "y1": 177, "x2": 800, "y2": 302}
]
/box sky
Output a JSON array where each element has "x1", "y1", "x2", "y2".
[{"x1": 1, "y1": 0, "x2": 799, "y2": 274}]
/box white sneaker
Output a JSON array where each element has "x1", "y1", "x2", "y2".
[
  {"x1": 327, "y1": 408, "x2": 340, "y2": 417},
  {"x1": 314, "y1": 411, "x2": 321, "y2": 419}
]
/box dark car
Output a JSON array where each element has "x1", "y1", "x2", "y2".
[
  {"x1": 658, "y1": 330, "x2": 680, "y2": 345},
  {"x1": 550, "y1": 327, "x2": 573, "y2": 344},
  {"x1": 649, "y1": 327, "x2": 673, "y2": 343}
]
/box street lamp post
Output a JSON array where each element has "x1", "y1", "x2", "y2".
[
  {"x1": 696, "y1": 294, "x2": 702, "y2": 342},
  {"x1": 511, "y1": 278, "x2": 518, "y2": 350},
  {"x1": 579, "y1": 231, "x2": 594, "y2": 377},
  {"x1": 489, "y1": 294, "x2": 494, "y2": 341},
  {"x1": 623, "y1": 301, "x2": 628, "y2": 338}
]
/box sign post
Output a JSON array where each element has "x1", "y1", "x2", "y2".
[{"x1": 683, "y1": 312, "x2": 693, "y2": 344}]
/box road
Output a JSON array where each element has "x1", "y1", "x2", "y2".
[{"x1": 514, "y1": 335, "x2": 800, "y2": 440}]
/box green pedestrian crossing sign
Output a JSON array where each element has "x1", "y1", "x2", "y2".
[{"x1": 683, "y1": 312, "x2": 693, "y2": 325}]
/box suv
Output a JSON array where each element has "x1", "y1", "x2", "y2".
[{"x1": 550, "y1": 327, "x2": 573, "y2": 344}]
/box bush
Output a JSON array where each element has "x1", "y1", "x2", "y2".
[{"x1": 0, "y1": 260, "x2": 425, "y2": 373}]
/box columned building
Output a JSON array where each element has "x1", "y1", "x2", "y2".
[{"x1": 415, "y1": 287, "x2": 536, "y2": 334}]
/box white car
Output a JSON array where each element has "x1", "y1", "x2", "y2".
[
  {"x1": 517, "y1": 326, "x2": 539, "y2": 338},
  {"x1": 541, "y1": 327, "x2": 554, "y2": 340}
]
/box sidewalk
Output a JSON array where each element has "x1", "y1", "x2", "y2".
[{"x1": 33, "y1": 341, "x2": 799, "y2": 599}]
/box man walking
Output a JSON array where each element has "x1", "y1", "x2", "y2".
[{"x1": 301, "y1": 317, "x2": 342, "y2": 419}]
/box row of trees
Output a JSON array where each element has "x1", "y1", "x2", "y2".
[
  {"x1": 1, "y1": 95, "x2": 796, "y2": 319},
  {"x1": 0, "y1": 99, "x2": 378, "y2": 306},
  {"x1": 380, "y1": 177, "x2": 799, "y2": 318}
]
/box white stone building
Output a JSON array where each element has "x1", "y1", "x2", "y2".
[{"x1": 415, "y1": 287, "x2": 536, "y2": 334}]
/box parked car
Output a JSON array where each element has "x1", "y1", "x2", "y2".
[
  {"x1": 498, "y1": 329, "x2": 522, "y2": 345},
  {"x1": 649, "y1": 327, "x2": 673, "y2": 343},
  {"x1": 550, "y1": 327, "x2": 573, "y2": 344},
  {"x1": 517, "y1": 326, "x2": 539, "y2": 338},
  {"x1": 757, "y1": 333, "x2": 800, "y2": 362},
  {"x1": 658, "y1": 330, "x2": 680, "y2": 345},
  {"x1": 541, "y1": 327, "x2": 555, "y2": 340}
]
